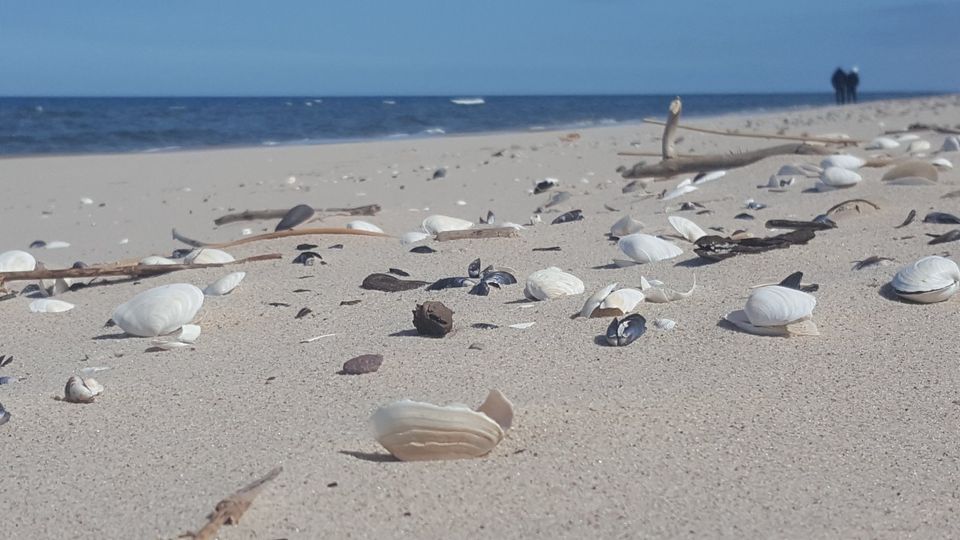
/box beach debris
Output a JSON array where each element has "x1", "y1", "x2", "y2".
[
  {"x1": 435, "y1": 227, "x2": 519, "y2": 241},
  {"x1": 639, "y1": 275, "x2": 696, "y2": 303},
  {"x1": 508, "y1": 322, "x2": 536, "y2": 329},
  {"x1": 179, "y1": 466, "x2": 283, "y2": 540},
  {"x1": 140, "y1": 255, "x2": 179, "y2": 265},
  {"x1": 400, "y1": 231, "x2": 431, "y2": 245},
  {"x1": 524, "y1": 267, "x2": 584, "y2": 300},
  {"x1": 890, "y1": 256, "x2": 960, "y2": 303},
  {"x1": 479, "y1": 210, "x2": 495, "y2": 225},
  {"x1": 578, "y1": 283, "x2": 645, "y2": 318},
  {"x1": 661, "y1": 178, "x2": 698, "y2": 201},
  {"x1": 668, "y1": 215, "x2": 706, "y2": 243},
  {"x1": 0, "y1": 250, "x2": 37, "y2": 272},
  {"x1": 881, "y1": 161, "x2": 939, "y2": 184},
  {"x1": 694, "y1": 229, "x2": 815, "y2": 261},
  {"x1": 533, "y1": 178, "x2": 559, "y2": 194},
  {"x1": 551, "y1": 209, "x2": 583, "y2": 225},
  {"x1": 765, "y1": 219, "x2": 836, "y2": 231},
  {"x1": 941, "y1": 136, "x2": 960, "y2": 153},
  {"x1": 472, "y1": 323, "x2": 499, "y2": 330},
  {"x1": 928, "y1": 229, "x2": 960, "y2": 245},
  {"x1": 111, "y1": 283, "x2": 204, "y2": 337},
  {"x1": 29, "y1": 298, "x2": 75, "y2": 313},
  {"x1": 692, "y1": 170, "x2": 726, "y2": 184},
  {"x1": 60, "y1": 375, "x2": 104, "y2": 404},
  {"x1": 653, "y1": 318, "x2": 676, "y2": 331},
  {"x1": 853, "y1": 256, "x2": 895, "y2": 270},
  {"x1": 149, "y1": 324, "x2": 202, "y2": 350},
  {"x1": 532, "y1": 246, "x2": 562, "y2": 252},
  {"x1": 295, "y1": 307, "x2": 312, "y2": 319},
  {"x1": 371, "y1": 389, "x2": 513, "y2": 461},
  {"x1": 412, "y1": 301, "x2": 454, "y2": 337},
  {"x1": 609, "y1": 215, "x2": 644, "y2": 238},
  {"x1": 431, "y1": 167, "x2": 447, "y2": 180},
  {"x1": 184, "y1": 249, "x2": 235, "y2": 265},
  {"x1": 907, "y1": 140, "x2": 932, "y2": 154},
  {"x1": 203, "y1": 272, "x2": 245, "y2": 296},
  {"x1": 345, "y1": 220, "x2": 384, "y2": 233},
  {"x1": 292, "y1": 251, "x2": 322, "y2": 265},
  {"x1": 275, "y1": 204, "x2": 315, "y2": 231},
  {"x1": 296, "y1": 243, "x2": 318, "y2": 251},
  {"x1": 820, "y1": 154, "x2": 866, "y2": 170},
  {"x1": 341, "y1": 354, "x2": 383, "y2": 375},
  {"x1": 80, "y1": 197, "x2": 94, "y2": 205},
  {"x1": 865, "y1": 137, "x2": 900, "y2": 150},
  {"x1": 605, "y1": 314, "x2": 647, "y2": 346},
  {"x1": 426, "y1": 259, "x2": 517, "y2": 296},
  {"x1": 361, "y1": 273, "x2": 428, "y2": 292},
  {"x1": 823, "y1": 198, "x2": 880, "y2": 219},
  {"x1": 923, "y1": 212, "x2": 960, "y2": 225},
  {"x1": 0, "y1": 355, "x2": 11, "y2": 368},
  {"x1": 410, "y1": 245, "x2": 437, "y2": 254},
  {"x1": 895, "y1": 210, "x2": 917, "y2": 229},
  {"x1": 734, "y1": 213, "x2": 755, "y2": 220},
  {"x1": 615, "y1": 233, "x2": 683, "y2": 265},
  {"x1": 725, "y1": 285, "x2": 818, "y2": 337},
  {"x1": 214, "y1": 204, "x2": 380, "y2": 226},
  {"x1": 422, "y1": 215, "x2": 474, "y2": 234},
  {"x1": 931, "y1": 157, "x2": 953, "y2": 170},
  {"x1": 816, "y1": 167, "x2": 862, "y2": 191},
  {"x1": 300, "y1": 333, "x2": 336, "y2": 344},
  {"x1": 0, "y1": 402, "x2": 8, "y2": 425},
  {"x1": 388, "y1": 268, "x2": 410, "y2": 277}
]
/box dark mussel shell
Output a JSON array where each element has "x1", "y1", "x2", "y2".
[
  {"x1": 361, "y1": 273, "x2": 428, "y2": 292},
  {"x1": 340, "y1": 354, "x2": 383, "y2": 375},
  {"x1": 468, "y1": 258, "x2": 482, "y2": 279},
  {"x1": 533, "y1": 179, "x2": 558, "y2": 194},
  {"x1": 551, "y1": 209, "x2": 584, "y2": 225},
  {"x1": 481, "y1": 270, "x2": 517, "y2": 285},
  {"x1": 778, "y1": 271, "x2": 819, "y2": 293},
  {"x1": 468, "y1": 281, "x2": 490, "y2": 296},
  {"x1": 292, "y1": 251, "x2": 323, "y2": 265},
  {"x1": 410, "y1": 245, "x2": 437, "y2": 254},
  {"x1": 426, "y1": 277, "x2": 473, "y2": 291},
  {"x1": 928, "y1": 229, "x2": 960, "y2": 245},
  {"x1": 275, "y1": 204, "x2": 315, "y2": 231},
  {"x1": 604, "y1": 314, "x2": 647, "y2": 346},
  {"x1": 923, "y1": 212, "x2": 960, "y2": 225}
]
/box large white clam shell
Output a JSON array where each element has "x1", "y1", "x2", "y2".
[
  {"x1": 818, "y1": 166, "x2": 862, "y2": 188},
  {"x1": 579, "y1": 283, "x2": 618, "y2": 318},
  {"x1": 598, "y1": 288, "x2": 645, "y2": 316},
  {"x1": 371, "y1": 389, "x2": 513, "y2": 461},
  {"x1": 744, "y1": 285, "x2": 816, "y2": 326},
  {"x1": 111, "y1": 283, "x2": 204, "y2": 337},
  {"x1": 0, "y1": 250, "x2": 37, "y2": 272},
  {"x1": 29, "y1": 298, "x2": 75, "y2": 313},
  {"x1": 820, "y1": 154, "x2": 865, "y2": 170},
  {"x1": 399, "y1": 231, "x2": 431, "y2": 245},
  {"x1": 203, "y1": 272, "x2": 245, "y2": 296},
  {"x1": 422, "y1": 215, "x2": 474, "y2": 234},
  {"x1": 865, "y1": 137, "x2": 900, "y2": 150},
  {"x1": 616, "y1": 233, "x2": 683, "y2": 265},
  {"x1": 524, "y1": 267, "x2": 584, "y2": 300},
  {"x1": 345, "y1": 220, "x2": 384, "y2": 233},
  {"x1": 183, "y1": 248, "x2": 234, "y2": 265},
  {"x1": 139, "y1": 255, "x2": 179, "y2": 265},
  {"x1": 609, "y1": 215, "x2": 644, "y2": 238},
  {"x1": 667, "y1": 215, "x2": 706, "y2": 243},
  {"x1": 890, "y1": 256, "x2": 960, "y2": 303}
]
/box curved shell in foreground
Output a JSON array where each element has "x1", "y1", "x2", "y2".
[
  {"x1": 63, "y1": 376, "x2": 103, "y2": 404},
  {"x1": 203, "y1": 272, "x2": 246, "y2": 296},
  {"x1": 724, "y1": 310, "x2": 818, "y2": 337},
  {"x1": 617, "y1": 234, "x2": 683, "y2": 264},
  {"x1": 111, "y1": 283, "x2": 204, "y2": 337},
  {"x1": 422, "y1": 215, "x2": 474, "y2": 235},
  {"x1": 345, "y1": 220, "x2": 384, "y2": 233},
  {"x1": 0, "y1": 250, "x2": 37, "y2": 272},
  {"x1": 29, "y1": 298, "x2": 75, "y2": 313},
  {"x1": 881, "y1": 161, "x2": 938, "y2": 184},
  {"x1": 820, "y1": 154, "x2": 865, "y2": 170},
  {"x1": 819, "y1": 166, "x2": 862, "y2": 188},
  {"x1": 891, "y1": 255, "x2": 960, "y2": 303},
  {"x1": 524, "y1": 267, "x2": 584, "y2": 300},
  {"x1": 743, "y1": 285, "x2": 816, "y2": 327},
  {"x1": 183, "y1": 248, "x2": 235, "y2": 265},
  {"x1": 667, "y1": 215, "x2": 706, "y2": 243},
  {"x1": 372, "y1": 389, "x2": 513, "y2": 461}
]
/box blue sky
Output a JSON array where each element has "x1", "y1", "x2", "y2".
[{"x1": 1, "y1": 0, "x2": 957, "y2": 96}]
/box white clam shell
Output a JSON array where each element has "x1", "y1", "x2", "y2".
[
  {"x1": 0, "y1": 250, "x2": 37, "y2": 272},
  {"x1": 639, "y1": 275, "x2": 696, "y2": 303},
  {"x1": 743, "y1": 285, "x2": 816, "y2": 327},
  {"x1": 43, "y1": 240, "x2": 70, "y2": 249},
  {"x1": 422, "y1": 215, "x2": 474, "y2": 234},
  {"x1": 64, "y1": 376, "x2": 103, "y2": 403},
  {"x1": 203, "y1": 272, "x2": 245, "y2": 296},
  {"x1": 907, "y1": 140, "x2": 931, "y2": 154},
  {"x1": 661, "y1": 182, "x2": 697, "y2": 201},
  {"x1": 183, "y1": 248, "x2": 234, "y2": 265},
  {"x1": 111, "y1": 283, "x2": 204, "y2": 337},
  {"x1": 598, "y1": 288, "x2": 645, "y2": 316},
  {"x1": 931, "y1": 157, "x2": 953, "y2": 170},
  {"x1": 891, "y1": 256, "x2": 960, "y2": 303},
  {"x1": 667, "y1": 215, "x2": 706, "y2": 243},
  {"x1": 865, "y1": 137, "x2": 900, "y2": 150},
  {"x1": 371, "y1": 389, "x2": 513, "y2": 461},
  {"x1": 653, "y1": 318, "x2": 676, "y2": 330},
  {"x1": 580, "y1": 283, "x2": 618, "y2": 318},
  {"x1": 940, "y1": 136, "x2": 960, "y2": 153},
  {"x1": 176, "y1": 324, "x2": 202, "y2": 343},
  {"x1": 819, "y1": 166, "x2": 862, "y2": 188},
  {"x1": 692, "y1": 170, "x2": 726, "y2": 184},
  {"x1": 29, "y1": 298, "x2": 75, "y2": 313},
  {"x1": 345, "y1": 220, "x2": 384, "y2": 233},
  {"x1": 609, "y1": 215, "x2": 644, "y2": 238},
  {"x1": 617, "y1": 233, "x2": 683, "y2": 264},
  {"x1": 399, "y1": 231, "x2": 431, "y2": 245},
  {"x1": 820, "y1": 154, "x2": 866, "y2": 170},
  {"x1": 724, "y1": 310, "x2": 818, "y2": 337},
  {"x1": 139, "y1": 255, "x2": 179, "y2": 265},
  {"x1": 524, "y1": 267, "x2": 585, "y2": 300}
]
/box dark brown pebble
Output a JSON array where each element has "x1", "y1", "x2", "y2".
[
  {"x1": 412, "y1": 301, "x2": 454, "y2": 337},
  {"x1": 340, "y1": 299, "x2": 361, "y2": 306},
  {"x1": 532, "y1": 246, "x2": 562, "y2": 252},
  {"x1": 361, "y1": 273, "x2": 428, "y2": 292},
  {"x1": 341, "y1": 354, "x2": 384, "y2": 375}
]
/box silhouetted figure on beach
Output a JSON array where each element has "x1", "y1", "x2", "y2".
[
  {"x1": 846, "y1": 67, "x2": 859, "y2": 104},
  {"x1": 831, "y1": 67, "x2": 847, "y2": 104}
]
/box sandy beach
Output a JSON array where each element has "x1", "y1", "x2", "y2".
[{"x1": 3, "y1": 94, "x2": 960, "y2": 539}]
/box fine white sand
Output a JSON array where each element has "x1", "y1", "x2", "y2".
[{"x1": 1, "y1": 95, "x2": 959, "y2": 539}]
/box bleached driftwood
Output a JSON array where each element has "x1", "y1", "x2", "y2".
[
  {"x1": 435, "y1": 227, "x2": 519, "y2": 241},
  {"x1": 213, "y1": 204, "x2": 381, "y2": 226},
  {"x1": 179, "y1": 466, "x2": 283, "y2": 540},
  {"x1": 172, "y1": 227, "x2": 391, "y2": 248},
  {"x1": 621, "y1": 142, "x2": 835, "y2": 179},
  {"x1": 641, "y1": 118, "x2": 862, "y2": 145}
]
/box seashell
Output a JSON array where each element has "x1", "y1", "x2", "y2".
[
  {"x1": 940, "y1": 136, "x2": 960, "y2": 153},
  {"x1": 371, "y1": 389, "x2": 513, "y2": 461},
  {"x1": 524, "y1": 267, "x2": 584, "y2": 300},
  {"x1": 725, "y1": 285, "x2": 818, "y2": 337},
  {"x1": 29, "y1": 298, "x2": 75, "y2": 313},
  {"x1": 551, "y1": 209, "x2": 583, "y2": 225},
  {"x1": 364, "y1": 273, "x2": 428, "y2": 292},
  {"x1": 0, "y1": 401, "x2": 8, "y2": 425},
  {"x1": 776, "y1": 164, "x2": 821, "y2": 177},
  {"x1": 345, "y1": 220, "x2": 384, "y2": 233},
  {"x1": 668, "y1": 215, "x2": 706, "y2": 243},
  {"x1": 890, "y1": 255, "x2": 960, "y2": 303},
  {"x1": 63, "y1": 376, "x2": 103, "y2": 404},
  {"x1": 422, "y1": 215, "x2": 474, "y2": 235},
  {"x1": 275, "y1": 204, "x2": 315, "y2": 231},
  {"x1": 579, "y1": 283, "x2": 619, "y2": 318},
  {"x1": 176, "y1": 324, "x2": 202, "y2": 343},
  {"x1": 412, "y1": 301, "x2": 454, "y2": 337},
  {"x1": 597, "y1": 288, "x2": 645, "y2": 316},
  {"x1": 653, "y1": 318, "x2": 676, "y2": 330},
  {"x1": 907, "y1": 140, "x2": 931, "y2": 154},
  {"x1": 881, "y1": 161, "x2": 938, "y2": 184},
  {"x1": 609, "y1": 215, "x2": 644, "y2": 238},
  {"x1": 820, "y1": 154, "x2": 865, "y2": 170},
  {"x1": 0, "y1": 250, "x2": 36, "y2": 272},
  {"x1": 692, "y1": 170, "x2": 726, "y2": 184},
  {"x1": 183, "y1": 248, "x2": 235, "y2": 265},
  {"x1": 639, "y1": 275, "x2": 696, "y2": 303},
  {"x1": 111, "y1": 283, "x2": 204, "y2": 337},
  {"x1": 203, "y1": 272, "x2": 245, "y2": 296},
  {"x1": 616, "y1": 233, "x2": 683, "y2": 265},
  {"x1": 80, "y1": 197, "x2": 94, "y2": 205},
  {"x1": 819, "y1": 166, "x2": 862, "y2": 188},
  {"x1": 508, "y1": 322, "x2": 536, "y2": 329},
  {"x1": 533, "y1": 177, "x2": 559, "y2": 194},
  {"x1": 43, "y1": 240, "x2": 70, "y2": 249},
  {"x1": 38, "y1": 276, "x2": 71, "y2": 297},
  {"x1": 931, "y1": 157, "x2": 953, "y2": 170},
  {"x1": 893, "y1": 133, "x2": 919, "y2": 142},
  {"x1": 139, "y1": 255, "x2": 178, "y2": 265},
  {"x1": 661, "y1": 179, "x2": 698, "y2": 201},
  {"x1": 865, "y1": 137, "x2": 900, "y2": 150},
  {"x1": 605, "y1": 314, "x2": 647, "y2": 346},
  {"x1": 400, "y1": 231, "x2": 431, "y2": 245}
]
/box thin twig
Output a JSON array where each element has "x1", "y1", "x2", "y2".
[
  {"x1": 642, "y1": 118, "x2": 862, "y2": 145},
  {"x1": 180, "y1": 466, "x2": 283, "y2": 540},
  {"x1": 213, "y1": 204, "x2": 382, "y2": 226},
  {"x1": 435, "y1": 227, "x2": 519, "y2": 241},
  {"x1": 662, "y1": 97, "x2": 682, "y2": 160},
  {"x1": 172, "y1": 227, "x2": 391, "y2": 248}
]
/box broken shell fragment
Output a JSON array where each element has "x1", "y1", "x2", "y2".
[
  {"x1": 616, "y1": 233, "x2": 683, "y2": 265},
  {"x1": 203, "y1": 272, "x2": 245, "y2": 296},
  {"x1": 362, "y1": 273, "x2": 429, "y2": 292},
  {"x1": 890, "y1": 255, "x2": 960, "y2": 303},
  {"x1": 931, "y1": 157, "x2": 953, "y2": 170},
  {"x1": 881, "y1": 161, "x2": 938, "y2": 184},
  {"x1": 345, "y1": 220, "x2": 384, "y2": 233},
  {"x1": 653, "y1": 318, "x2": 676, "y2": 330},
  {"x1": 668, "y1": 215, "x2": 706, "y2": 243},
  {"x1": 725, "y1": 285, "x2": 818, "y2": 337},
  {"x1": 422, "y1": 215, "x2": 474, "y2": 234},
  {"x1": 412, "y1": 301, "x2": 454, "y2": 337},
  {"x1": 29, "y1": 298, "x2": 75, "y2": 313},
  {"x1": 400, "y1": 231, "x2": 431, "y2": 245},
  {"x1": 371, "y1": 389, "x2": 513, "y2": 461},
  {"x1": 524, "y1": 267, "x2": 584, "y2": 300},
  {"x1": 639, "y1": 275, "x2": 696, "y2": 303},
  {"x1": 605, "y1": 314, "x2": 647, "y2": 346},
  {"x1": 111, "y1": 283, "x2": 204, "y2": 337},
  {"x1": 63, "y1": 376, "x2": 103, "y2": 404},
  {"x1": 609, "y1": 215, "x2": 644, "y2": 238}
]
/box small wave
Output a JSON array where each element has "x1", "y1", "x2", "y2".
[
  {"x1": 262, "y1": 140, "x2": 279, "y2": 146},
  {"x1": 599, "y1": 118, "x2": 618, "y2": 125},
  {"x1": 168, "y1": 106, "x2": 187, "y2": 111},
  {"x1": 312, "y1": 99, "x2": 323, "y2": 103},
  {"x1": 528, "y1": 126, "x2": 546, "y2": 131},
  {"x1": 451, "y1": 97, "x2": 485, "y2": 105},
  {"x1": 382, "y1": 100, "x2": 397, "y2": 105},
  {"x1": 385, "y1": 132, "x2": 410, "y2": 138},
  {"x1": 142, "y1": 145, "x2": 181, "y2": 153},
  {"x1": 423, "y1": 128, "x2": 446, "y2": 135}
]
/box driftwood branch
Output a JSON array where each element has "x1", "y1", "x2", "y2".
[
  {"x1": 173, "y1": 227, "x2": 391, "y2": 248},
  {"x1": 642, "y1": 118, "x2": 861, "y2": 145},
  {"x1": 0, "y1": 254, "x2": 282, "y2": 285},
  {"x1": 662, "y1": 97, "x2": 682, "y2": 160},
  {"x1": 180, "y1": 466, "x2": 283, "y2": 540},
  {"x1": 435, "y1": 227, "x2": 519, "y2": 241},
  {"x1": 884, "y1": 123, "x2": 960, "y2": 136},
  {"x1": 213, "y1": 204, "x2": 381, "y2": 226},
  {"x1": 621, "y1": 143, "x2": 834, "y2": 179}
]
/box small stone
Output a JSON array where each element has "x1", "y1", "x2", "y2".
[
  {"x1": 341, "y1": 354, "x2": 384, "y2": 375},
  {"x1": 412, "y1": 301, "x2": 454, "y2": 337}
]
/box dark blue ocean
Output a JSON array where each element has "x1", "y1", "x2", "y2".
[{"x1": 0, "y1": 93, "x2": 935, "y2": 157}]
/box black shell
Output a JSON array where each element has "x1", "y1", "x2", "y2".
[{"x1": 604, "y1": 314, "x2": 647, "y2": 346}]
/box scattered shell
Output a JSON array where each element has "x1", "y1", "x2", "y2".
[
  {"x1": 63, "y1": 376, "x2": 103, "y2": 404},
  {"x1": 924, "y1": 212, "x2": 960, "y2": 224},
  {"x1": 533, "y1": 178, "x2": 559, "y2": 194},
  {"x1": 639, "y1": 275, "x2": 696, "y2": 303},
  {"x1": 183, "y1": 248, "x2": 235, "y2": 265},
  {"x1": 341, "y1": 354, "x2": 383, "y2": 375},
  {"x1": 0, "y1": 250, "x2": 37, "y2": 272},
  {"x1": 362, "y1": 273, "x2": 428, "y2": 292},
  {"x1": 203, "y1": 272, "x2": 245, "y2": 296},
  {"x1": 43, "y1": 240, "x2": 71, "y2": 249},
  {"x1": 725, "y1": 285, "x2": 818, "y2": 337},
  {"x1": 940, "y1": 136, "x2": 960, "y2": 153},
  {"x1": 345, "y1": 220, "x2": 384, "y2": 233},
  {"x1": 0, "y1": 402, "x2": 9, "y2": 425},
  {"x1": 29, "y1": 298, "x2": 75, "y2": 313},
  {"x1": 931, "y1": 157, "x2": 953, "y2": 170},
  {"x1": 400, "y1": 231, "x2": 431, "y2": 245},
  {"x1": 881, "y1": 161, "x2": 938, "y2": 184},
  {"x1": 579, "y1": 283, "x2": 645, "y2": 318},
  {"x1": 371, "y1": 389, "x2": 513, "y2": 461},
  {"x1": 890, "y1": 256, "x2": 960, "y2": 303},
  {"x1": 551, "y1": 209, "x2": 583, "y2": 225},
  {"x1": 139, "y1": 255, "x2": 178, "y2": 265},
  {"x1": 668, "y1": 215, "x2": 706, "y2": 243},
  {"x1": 692, "y1": 170, "x2": 726, "y2": 184},
  {"x1": 865, "y1": 137, "x2": 900, "y2": 150},
  {"x1": 817, "y1": 167, "x2": 862, "y2": 190},
  {"x1": 616, "y1": 234, "x2": 683, "y2": 265},
  {"x1": 524, "y1": 267, "x2": 584, "y2": 300},
  {"x1": 605, "y1": 314, "x2": 647, "y2": 346},
  {"x1": 412, "y1": 301, "x2": 454, "y2": 337},
  {"x1": 80, "y1": 197, "x2": 94, "y2": 205},
  {"x1": 907, "y1": 140, "x2": 931, "y2": 154},
  {"x1": 661, "y1": 179, "x2": 698, "y2": 201},
  {"x1": 653, "y1": 318, "x2": 676, "y2": 331},
  {"x1": 508, "y1": 322, "x2": 536, "y2": 329},
  {"x1": 820, "y1": 154, "x2": 866, "y2": 170},
  {"x1": 111, "y1": 283, "x2": 204, "y2": 337},
  {"x1": 176, "y1": 324, "x2": 202, "y2": 343},
  {"x1": 275, "y1": 204, "x2": 315, "y2": 231},
  {"x1": 422, "y1": 215, "x2": 474, "y2": 234},
  {"x1": 410, "y1": 245, "x2": 437, "y2": 254},
  {"x1": 609, "y1": 215, "x2": 644, "y2": 238}
]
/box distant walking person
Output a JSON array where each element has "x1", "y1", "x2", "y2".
[
  {"x1": 846, "y1": 67, "x2": 860, "y2": 103},
  {"x1": 831, "y1": 67, "x2": 847, "y2": 104}
]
